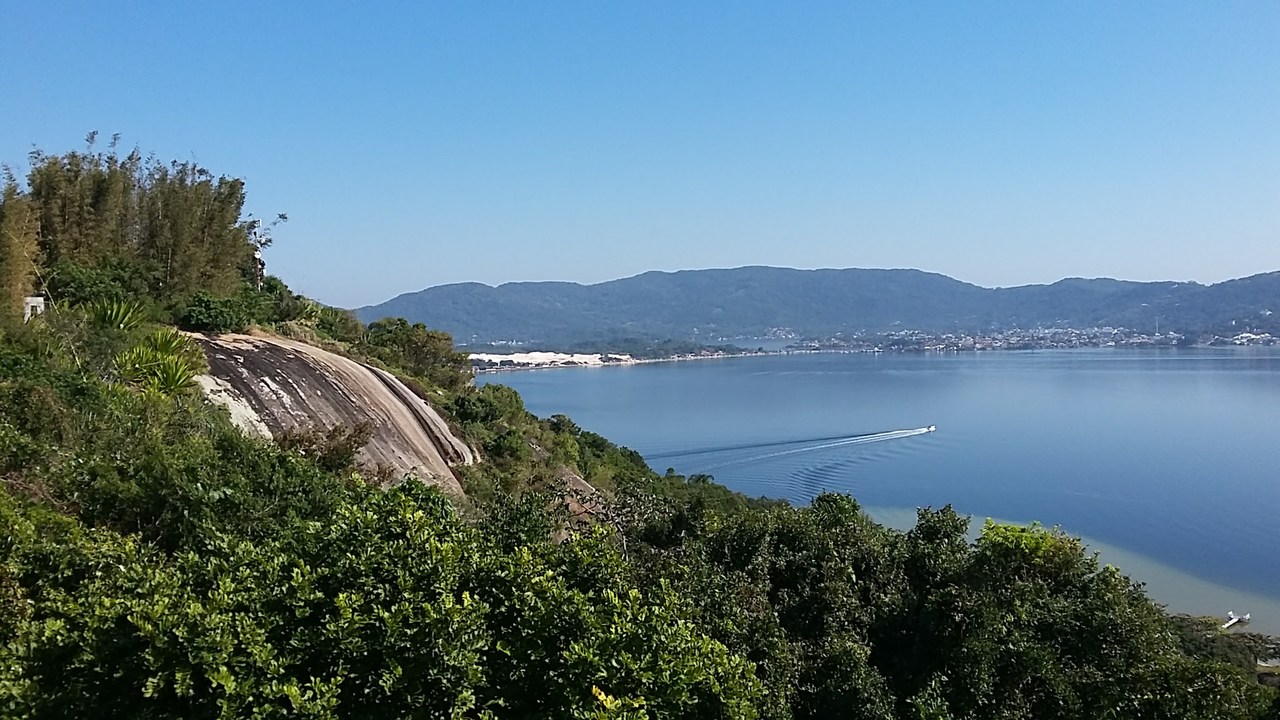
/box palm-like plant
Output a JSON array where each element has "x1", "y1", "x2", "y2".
[
  {"x1": 116, "y1": 339, "x2": 200, "y2": 395},
  {"x1": 87, "y1": 300, "x2": 146, "y2": 331},
  {"x1": 142, "y1": 327, "x2": 204, "y2": 368},
  {"x1": 116, "y1": 345, "x2": 165, "y2": 383},
  {"x1": 144, "y1": 327, "x2": 189, "y2": 355},
  {"x1": 297, "y1": 299, "x2": 322, "y2": 324},
  {"x1": 145, "y1": 355, "x2": 197, "y2": 394}
]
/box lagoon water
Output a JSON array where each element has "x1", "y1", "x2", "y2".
[{"x1": 479, "y1": 349, "x2": 1280, "y2": 633}]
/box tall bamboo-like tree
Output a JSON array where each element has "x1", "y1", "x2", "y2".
[
  {"x1": 137, "y1": 160, "x2": 249, "y2": 299},
  {"x1": 0, "y1": 180, "x2": 41, "y2": 323},
  {"x1": 25, "y1": 133, "x2": 144, "y2": 268},
  {"x1": 19, "y1": 134, "x2": 256, "y2": 305}
]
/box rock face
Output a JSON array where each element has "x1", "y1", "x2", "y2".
[{"x1": 191, "y1": 333, "x2": 474, "y2": 494}]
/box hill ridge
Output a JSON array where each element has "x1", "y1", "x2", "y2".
[{"x1": 357, "y1": 266, "x2": 1280, "y2": 345}]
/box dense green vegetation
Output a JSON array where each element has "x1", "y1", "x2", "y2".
[
  {"x1": 358, "y1": 266, "x2": 1280, "y2": 345},
  {"x1": 2, "y1": 140, "x2": 1278, "y2": 718}
]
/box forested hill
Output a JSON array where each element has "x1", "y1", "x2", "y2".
[{"x1": 358, "y1": 267, "x2": 1280, "y2": 344}]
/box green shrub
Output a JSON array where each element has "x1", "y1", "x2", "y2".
[
  {"x1": 45, "y1": 260, "x2": 154, "y2": 309},
  {"x1": 277, "y1": 423, "x2": 373, "y2": 475},
  {"x1": 0, "y1": 483, "x2": 765, "y2": 718},
  {"x1": 315, "y1": 306, "x2": 364, "y2": 343},
  {"x1": 179, "y1": 291, "x2": 249, "y2": 333}
]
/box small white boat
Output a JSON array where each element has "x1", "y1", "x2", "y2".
[
  {"x1": 926, "y1": 425, "x2": 937, "y2": 432},
  {"x1": 1222, "y1": 611, "x2": 1251, "y2": 630}
]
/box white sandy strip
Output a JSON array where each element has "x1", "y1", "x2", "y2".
[{"x1": 469, "y1": 352, "x2": 635, "y2": 367}]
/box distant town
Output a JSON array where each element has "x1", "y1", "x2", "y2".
[
  {"x1": 787, "y1": 325, "x2": 1278, "y2": 353},
  {"x1": 469, "y1": 326, "x2": 1277, "y2": 372}
]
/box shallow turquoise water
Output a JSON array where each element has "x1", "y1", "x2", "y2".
[{"x1": 480, "y1": 348, "x2": 1280, "y2": 631}]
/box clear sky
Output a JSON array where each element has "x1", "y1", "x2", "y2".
[{"x1": 2, "y1": 2, "x2": 1277, "y2": 307}]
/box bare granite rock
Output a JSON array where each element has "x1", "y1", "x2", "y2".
[{"x1": 191, "y1": 333, "x2": 473, "y2": 494}]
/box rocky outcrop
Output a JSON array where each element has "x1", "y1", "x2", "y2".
[{"x1": 191, "y1": 333, "x2": 473, "y2": 494}]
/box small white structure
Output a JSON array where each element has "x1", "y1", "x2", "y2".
[
  {"x1": 1221, "y1": 611, "x2": 1251, "y2": 630},
  {"x1": 23, "y1": 296, "x2": 45, "y2": 323}
]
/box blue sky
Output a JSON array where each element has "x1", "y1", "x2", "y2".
[{"x1": 2, "y1": 2, "x2": 1277, "y2": 307}]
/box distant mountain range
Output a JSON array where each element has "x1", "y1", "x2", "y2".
[{"x1": 355, "y1": 267, "x2": 1280, "y2": 346}]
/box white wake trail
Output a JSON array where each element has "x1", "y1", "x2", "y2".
[{"x1": 700, "y1": 427, "x2": 934, "y2": 471}]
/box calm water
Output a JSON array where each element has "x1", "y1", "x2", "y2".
[{"x1": 480, "y1": 349, "x2": 1280, "y2": 632}]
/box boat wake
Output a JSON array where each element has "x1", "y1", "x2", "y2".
[
  {"x1": 675, "y1": 427, "x2": 936, "y2": 472},
  {"x1": 648, "y1": 430, "x2": 902, "y2": 461}
]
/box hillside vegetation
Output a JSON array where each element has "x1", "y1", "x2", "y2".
[
  {"x1": 358, "y1": 266, "x2": 1280, "y2": 345},
  {"x1": 2, "y1": 139, "x2": 1278, "y2": 719}
]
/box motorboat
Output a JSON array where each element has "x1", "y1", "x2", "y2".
[
  {"x1": 926, "y1": 425, "x2": 937, "y2": 432},
  {"x1": 1222, "y1": 611, "x2": 1251, "y2": 630}
]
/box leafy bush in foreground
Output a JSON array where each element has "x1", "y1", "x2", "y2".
[{"x1": 0, "y1": 482, "x2": 761, "y2": 718}]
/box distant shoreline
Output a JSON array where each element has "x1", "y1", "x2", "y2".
[
  {"x1": 471, "y1": 348, "x2": 808, "y2": 374},
  {"x1": 470, "y1": 343, "x2": 1278, "y2": 374}
]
